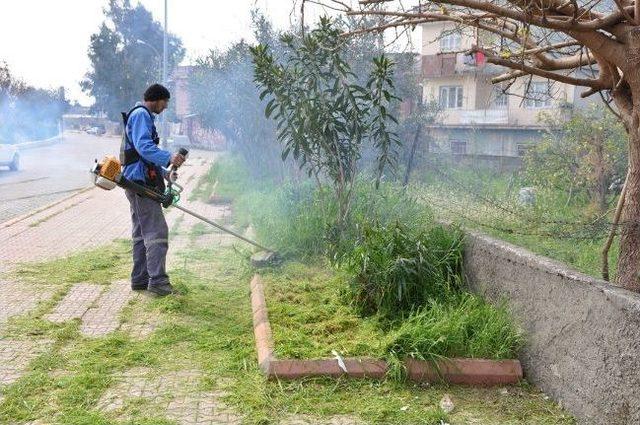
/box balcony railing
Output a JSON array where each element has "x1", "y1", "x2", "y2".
[
  {"x1": 441, "y1": 109, "x2": 509, "y2": 125},
  {"x1": 422, "y1": 53, "x2": 504, "y2": 77}
]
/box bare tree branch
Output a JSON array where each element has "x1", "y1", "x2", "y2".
[{"x1": 477, "y1": 47, "x2": 606, "y2": 89}]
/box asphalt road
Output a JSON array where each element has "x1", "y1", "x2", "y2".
[{"x1": 0, "y1": 132, "x2": 121, "y2": 222}]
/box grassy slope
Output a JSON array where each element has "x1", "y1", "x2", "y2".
[{"x1": 411, "y1": 172, "x2": 618, "y2": 280}]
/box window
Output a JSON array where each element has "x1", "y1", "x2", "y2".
[
  {"x1": 439, "y1": 86, "x2": 463, "y2": 109},
  {"x1": 525, "y1": 81, "x2": 553, "y2": 108},
  {"x1": 517, "y1": 143, "x2": 532, "y2": 157},
  {"x1": 440, "y1": 32, "x2": 461, "y2": 52},
  {"x1": 450, "y1": 140, "x2": 467, "y2": 155},
  {"x1": 492, "y1": 89, "x2": 508, "y2": 108}
]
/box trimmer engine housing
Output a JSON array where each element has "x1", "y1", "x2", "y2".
[{"x1": 91, "y1": 156, "x2": 121, "y2": 190}]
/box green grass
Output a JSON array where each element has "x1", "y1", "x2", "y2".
[
  {"x1": 485, "y1": 231, "x2": 616, "y2": 279},
  {"x1": 261, "y1": 258, "x2": 522, "y2": 362},
  {"x1": 0, "y1": 240, "x2": 573, "y2": 424},
  {"x1": 261, "y1": 261, "x2": 388, "y2": 359},
  {"x1": 189, "y1": 153, "x2": 259, "y2": 203},
  {"x1": 13, "y1": 239, "x2": 132, "y2": 285},
  {"x1": 196, "y1": 154, "x2": 438, "y2": 263},
  {"x1": 387, "y1": 294, "x2": 524, "y2": 361},
  {"x1": 411, "y1": 167, "x2": 619, "y2": 280},
  {"x1": 200, "y1": 155, "x2": 523, "y2": 360}
]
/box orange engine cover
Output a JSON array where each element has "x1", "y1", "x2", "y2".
[{"x1": 99, "y1": 156, "x2": 122, "y2": 181}]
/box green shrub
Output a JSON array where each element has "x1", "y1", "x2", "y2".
[
  {"x1": 386, "y1": 293, "x2": 524, "y2": 360},
  {"x1": 327, "y1": 181, "x2": 435, "y2": 261},
  {"x1": 340, "y1": 220, "x2": 464, "y2": 318}
]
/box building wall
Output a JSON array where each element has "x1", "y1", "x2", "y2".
[
  {"x1": 429, "y1": 126, "x2": 541, "y2": 158},
  {"x1": 421, "y1": 23, "x2": 475, "y2": 55},
  {"x1": 421, "y1": 22, "x2": 576, "y2": 129},
  {"x1": 171, "y1": 65, "x2": 193, "y2": 119}
]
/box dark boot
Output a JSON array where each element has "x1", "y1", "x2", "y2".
[{"x1": 147, "y1": 282, "x2": 176, "y2": 296}]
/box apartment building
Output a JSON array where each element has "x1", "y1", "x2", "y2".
[{"x1": 421, "y1": 22, "x2": 583, "y2": 166}]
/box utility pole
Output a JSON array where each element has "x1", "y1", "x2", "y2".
[{"x1": 161, "y1": 0, "x2": 168, "y2": 148}]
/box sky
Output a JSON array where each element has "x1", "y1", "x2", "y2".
[{"x1": 0, "y1": 0, "x2": 341, "y2": 105}]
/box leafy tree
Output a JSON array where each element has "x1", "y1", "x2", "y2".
[
  {"x1": 524, "y1": 106, "x2": 627, "y2": 213},
  {"x1": 81, "y1": 0, "x2": 184, "y2": 120},
  {"x1": 324, "y1": 0, "x2": 640, "y2": 294},
  {"x1": 188, "y1": 12, "x2": 428, "y2": 187},
  {"x1": 0, "y1": 62, "x2": 67, "y2": 142},
  {"x1": 188, "y1": 11, "x2": 285, "y2": 179},
  {"x1": 251, "y1": 17, "x2": 400, "y2": 224}
]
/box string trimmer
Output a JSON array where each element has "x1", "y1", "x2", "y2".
[{"x1": 90, "y1": 149, "x2": 278, "y2": 265}]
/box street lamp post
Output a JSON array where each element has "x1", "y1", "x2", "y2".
[
  {"x1": 135, "y1": 0, "x2": 169, "y2": 149},
  {"x1": 162, "y1": 0, "x2": 168, "y2": 149},
  {"x1": 163, "y1": 0, "x2": 168, "y2": 90}
]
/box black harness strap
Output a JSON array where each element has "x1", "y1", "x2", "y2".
[
  {"x1": 120, "y1": 105, "x2": 159, "y2": 166},
  {"x1": 119, "y1": 105, "x2": 165, "y2": 192}
]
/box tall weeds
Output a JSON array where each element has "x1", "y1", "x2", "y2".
[
  {"x1": 209, "y1": 154, "x2": 524, "y2": 361},
  {"x1": 340, "y1": 220, "x2": 464, "y2": 318}
]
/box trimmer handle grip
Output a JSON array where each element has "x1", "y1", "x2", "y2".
[
  {"x1": 168, "y1": 147, "x2": 189, "y2": 185},
  {"x1": 170, "y1": 148, "x2": 189, "y2": 171},
  {"x1": 169, "y1": 147, "x2": 189, "y2": 172}
]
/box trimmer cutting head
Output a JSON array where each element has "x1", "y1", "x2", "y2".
[{"x1": 250, "y1": 251, "x2": 281, "y2": 268}]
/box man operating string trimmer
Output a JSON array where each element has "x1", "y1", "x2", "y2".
[
  {"x1": 121, "y1": 84, "x2": 186, "y2": 296},
  {"x1": 91, "y1": 84, "x2": 276, "y2": 297}
]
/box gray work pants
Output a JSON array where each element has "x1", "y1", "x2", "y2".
[{"x1": 125, "y1": 189, "x2": 170, "y2": 287}]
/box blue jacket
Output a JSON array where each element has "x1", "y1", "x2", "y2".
[{"x1": 122, "y1": 103, "x2": 171, "y2": 183}]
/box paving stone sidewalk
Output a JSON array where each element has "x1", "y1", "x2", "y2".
[
  {"x1": 0, "y1": 153, "x2": 359, "y2": 424},
  {"x1": 97, "y1": 367, "x2": 242, "y2": 425},
  {"x1": 0, "y1": 339, "x2": 52, "y2": 386},
  {"x1": 44, "y1": 283, "x2": 103, "y2": 324},
  {"x1": 0, "y1": 281, "x2": 52, "y2": 326},
  {"x1": 0, "y1": 156, "x2": 212, "y2": 273},
  {"x1": 0, "y1": 152, "x2": 247, "y2": 424}
]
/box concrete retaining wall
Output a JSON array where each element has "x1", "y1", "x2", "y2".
[{"x1": 464, "y1": 231, "x2": 640, "y2": 425}]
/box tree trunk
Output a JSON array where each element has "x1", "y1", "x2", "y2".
[
  {"x1": 402, "y1": 124, "x2": 422, "y2": 187},
  {"x1": 616, "y1": 124, "x2": 640, "y2": 291},
  {"x1": 602, "y1": 172, "x2": 627, "y2": 281},
  {"x1": 594, "y1": 134, "x2": 608, "y2": 213}
]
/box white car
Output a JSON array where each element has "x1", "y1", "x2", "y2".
[
  {"x1": 0, "y1": 143, "x2": 19, "y2": 171},
  {"x1": 86, "y1": 125, "x2": 106, "y2": 136}
]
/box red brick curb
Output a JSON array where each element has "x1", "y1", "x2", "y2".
[
  {"x1": 250, "y1": 274, "x2": 523, "y2": 385},
  {"x1": 266, "y1": 358, "x2": 388, "y2": 380},
  {"x1": 250, "y1": 274, "x2": 275, "y2": 372},
  {"x1": 406, "y1": 358, "x2": 522, "y2": 385}
]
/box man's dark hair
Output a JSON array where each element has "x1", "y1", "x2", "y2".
[{"x1": 144, "y1": 84, "x2": 171, "y2": 102}]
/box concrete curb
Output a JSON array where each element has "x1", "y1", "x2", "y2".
[
  {"x1": 0, "y1": 185, "x2": 95, "y2": 229},
  {"x1": 15, "y1": 135, "x2": 63, "y2": 150},
  {"x1": 250, "y1": 274, "x2": 523, "y2": 384}
]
